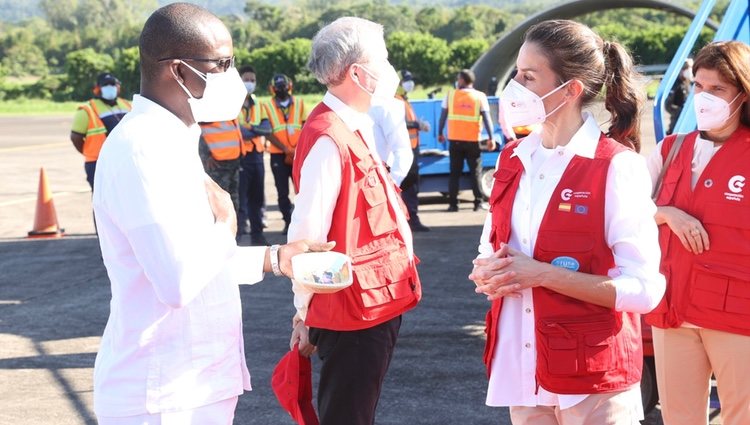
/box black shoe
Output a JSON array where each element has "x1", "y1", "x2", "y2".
[
  {"x1": 241, "y1": 219, "x2": 251, "y2": 235},
  {"x1": 473, "y1": 202, "x2": 489, "y2": 212},
  {"x1": 250, "y1": 234, "x2": 269, "y2": 246},
  {"x1": 447, "y1": 205, "x2": 459, "y2": 212},
  {"x1": 410, "y1": 222, "x2": 431, "y2": 232}
]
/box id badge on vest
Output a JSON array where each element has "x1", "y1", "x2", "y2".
[{"x1": 287, "y1": 124, "x2": 295, "y2": 136}]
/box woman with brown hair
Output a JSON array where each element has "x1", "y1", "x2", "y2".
[
  {"x1": 470, "y1": 20, "x2": 665, "y2": 424},
  {"x1": 646, "y1": 40, "x2": 750, "y2": 425}
]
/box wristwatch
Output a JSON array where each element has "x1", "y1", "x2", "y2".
[{"x1": 270, "y1": 244, "x2": 283, "y2": 277}]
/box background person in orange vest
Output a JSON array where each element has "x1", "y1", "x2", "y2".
[
  {"x1": 238, "y1": 65, "x2": 271, "y2": 246},
  {"x1": 438, "y1": 69, "x2": 495, "y2": 212},
  {"x1": 646, "y1": 41, "x2": 750, "y2": 425},
  {"x1": 397, "y1": 70, "x2": 431, "y2": 232},
  {"x1": 288, "y1": 17, "x2": 421, "y2": 425},
  {"x1": 198, "y1": 118, "x2": 244, "y2": 239},
  {"x1": 470, "y1": 20, "x2": 665, "y2": 425},
  {"x1": 263, "y1": 74, "x2": 306, "y2": 235},
  {"x1": 69, "y1": 72, "x2": 132, "y2": 190}
]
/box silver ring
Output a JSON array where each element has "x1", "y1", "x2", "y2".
[{"x1": 691, "y1": 228, "x2": 700, "y2": 235}]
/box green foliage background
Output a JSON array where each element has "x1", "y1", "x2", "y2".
[{"x1": 0, "y1": 0, "x2": 723, "y2": 102}]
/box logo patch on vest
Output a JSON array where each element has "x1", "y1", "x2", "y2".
[
  {"x1": 725, "y1": 175, "x2": 746, "y2": 201},
  {"x1": 551, "y1": 256, "x2": 580, "y2": 271}
]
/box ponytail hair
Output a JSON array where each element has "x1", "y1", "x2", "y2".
[
  {"x1": 602, "y1": 41, "x2": 643, "y2": 152},
  {"x1": 525, "y1": 20, "x2": 644, "y2": 151}
]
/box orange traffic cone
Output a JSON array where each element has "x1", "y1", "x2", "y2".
[{"x1": 27, "y1": 167, "x2": 64, "y2": 238}]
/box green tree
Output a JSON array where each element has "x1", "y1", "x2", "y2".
[
  {"x1": 65, "y1": 48, "x2": 115, "y2": 100},
  {"x1": 245, "y1": 38, "x2": 321, "y2": 94},
  {"x1": 114, "y1": 47, "x2": 140, "y2": 99},
  {"x1": 386, "y1": 31, "x2": 451, "y2": 86},
  {"x1": 1, "y1": 43, "x2": 48, "y2": 77},
  {"x1": 448, "y1": 38, "x2": 490, "y2": 75}
]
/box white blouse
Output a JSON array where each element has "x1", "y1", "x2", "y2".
[{"x1": 477, "y1": 113, "x2": 665, "y2": 420}]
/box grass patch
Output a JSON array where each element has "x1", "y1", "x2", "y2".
[{"x1": 0, "y1": 98, "x2": 80, "y2": 115}]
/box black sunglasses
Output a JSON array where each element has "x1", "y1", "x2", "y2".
[{"x1": 158, "y1": 56, "x2": 235, "y2": 72}]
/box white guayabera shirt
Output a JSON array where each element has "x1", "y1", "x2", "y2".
[{"x1": 93, "y1": 95, "x2": 266, "y2": 417}]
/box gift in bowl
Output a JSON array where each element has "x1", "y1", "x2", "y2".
[{"x1": 291, "y1": 251, "x2": 353, "y2": 294}]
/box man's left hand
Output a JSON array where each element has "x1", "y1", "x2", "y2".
[{"x1": 205, "y1": 177, "x2": 237, "y2": 236}]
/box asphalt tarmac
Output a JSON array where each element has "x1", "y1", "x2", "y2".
[{"x1": 0, "y1": 110, "x2": 713, "y2": 424}]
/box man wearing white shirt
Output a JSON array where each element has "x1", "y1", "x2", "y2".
[
  {"x1": 92, "y1": 4, "x2": 331, "y2": 424},
  {"x1": 368, "y1": 95, "x2": 413, "y2": 186},
  {"x1": 287, "y1": 17, "x2": 422, "y2": 425}
]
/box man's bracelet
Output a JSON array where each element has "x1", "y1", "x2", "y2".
[{"x1": 270, "y1": 244, "x2": 283, "y2": 277}]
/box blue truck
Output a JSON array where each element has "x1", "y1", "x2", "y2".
[{"x1": 409, "y1": 96, "x2": 507, "y2": 199}]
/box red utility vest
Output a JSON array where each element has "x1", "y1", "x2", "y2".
[
  {"x1": 199, "y1": 120, "x2": 244, "y2": 161},
  {"x1": 646, "y1": 127, "x2": 750, "y2": 336},
  {"x1": 484, "y1": 134, "x2": 642, "y2": 394},
  {"x1": 293, "y1": 103, "x2": 421, "y2": 331}
]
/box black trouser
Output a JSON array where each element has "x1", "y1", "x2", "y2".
[
  {"x1": 270, "y1": 153, "x2": 293, "y2": 223},
  {"x1": 309, "y1": 315, "x2": 402, "y2": 425},
  {"x1": 400, "y1": 147, "x2": 421, "y2": 224},
  {"x1": 238, "y1": 154, "x2": 265, "y2": 236},
  {"x1": 84, "y1": 161, "x2": 97, "y2": 190},
  {"x1": 448, "y1": 140, "x2": 483, "y2": 206}
]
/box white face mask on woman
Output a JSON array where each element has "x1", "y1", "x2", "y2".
[
  {"x1": 354, "y1": 63, "x2": 401, "y2": 101},
  {"x1": 401, "y1": 80, "x2": 415, "y2": 93},
  {"x1": 500, "y1": 79, "x2": 570, "y2": 127},
  {"x1": 693, "y1": 91, "x2": 742, "y2": 131},
  {"x1": 175, "y1": 61, "x2": 246, "y2": 123}
]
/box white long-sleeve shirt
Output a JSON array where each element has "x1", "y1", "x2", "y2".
[
  {"x1": 92, "y1": 95, "x2": 266, "y2": 417},
  {"x1": 369, "y1": 96, "x2": 413, "y2": 185},
  {"x1": 477, "y1": 113, "x2": 665, "y2": 419},
  {"x1": 287, "y1": 92, "x2": 414, "y2": 320}
]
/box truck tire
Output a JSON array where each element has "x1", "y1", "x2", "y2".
[{"x1": 480, "y1": 168, "x2": 494, "y2": 200}]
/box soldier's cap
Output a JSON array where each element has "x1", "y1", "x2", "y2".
[{"x1": 401, "y1": 70, "x2": 413, "y2": 81}]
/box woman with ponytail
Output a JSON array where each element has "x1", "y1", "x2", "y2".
[
  {"x1": 646, "y1": 40, "x2": 750, "y2": 425},
  {"x1": 470, "y1": 20, "x2": 665, "y2": 424}
]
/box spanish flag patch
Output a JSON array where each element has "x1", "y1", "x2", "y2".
[{"x1": 558, "y1": 203, "x2": 572, "y2": 212}]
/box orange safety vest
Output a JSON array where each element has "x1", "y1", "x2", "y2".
[
  {"x1": 396, "y1": 95, "x2": 419, "y2": 149},
  {"x1": 446, "y1": 89, "x2": 484, "y2": 142},
  {"x1": 264, "y1": 97, "x2": 304, "y2": 154},
  {"x1": 79, "y1": 98, "x2": 132, "y2": 162},
  {"x1": 293, "y1": 102, "x2": 421, "y2": 331},
  {"x1": 199, "y1": 120, "x2": 244, "y2": 161},
  {"x1": 240, "y1": 99, "x2": 264, "y2": 153}
]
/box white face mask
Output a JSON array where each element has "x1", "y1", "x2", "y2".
[
  {"x1": 244, "y1": 81, "x2": 256, "y2": 94},
  {"x1": 500, "y1": 79, "x2": 570, "y2": 127},
  {"x1": 100, "y1": 85, "x2": 118, "y2": 101},
  {"x1": 175, "y1": 61, "x2": 246, "y2": 123},
  {"x1": 693, "y1": 91, "x2": 742, "y2": 131},
  {"x1": 401, "y1": 80, "x2": 415, "y2": 93},
  {"x1": 355, "y1": 63, "x2": 400, "y2": 101}
]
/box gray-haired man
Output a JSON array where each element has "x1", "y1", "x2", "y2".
[{"x1": 287, "y1": 17, "x2": 422, "y2": 425}]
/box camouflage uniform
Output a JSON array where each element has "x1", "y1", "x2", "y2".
[{"x1": 198, "y1": 136, "x2": 242, "y2": 224}]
